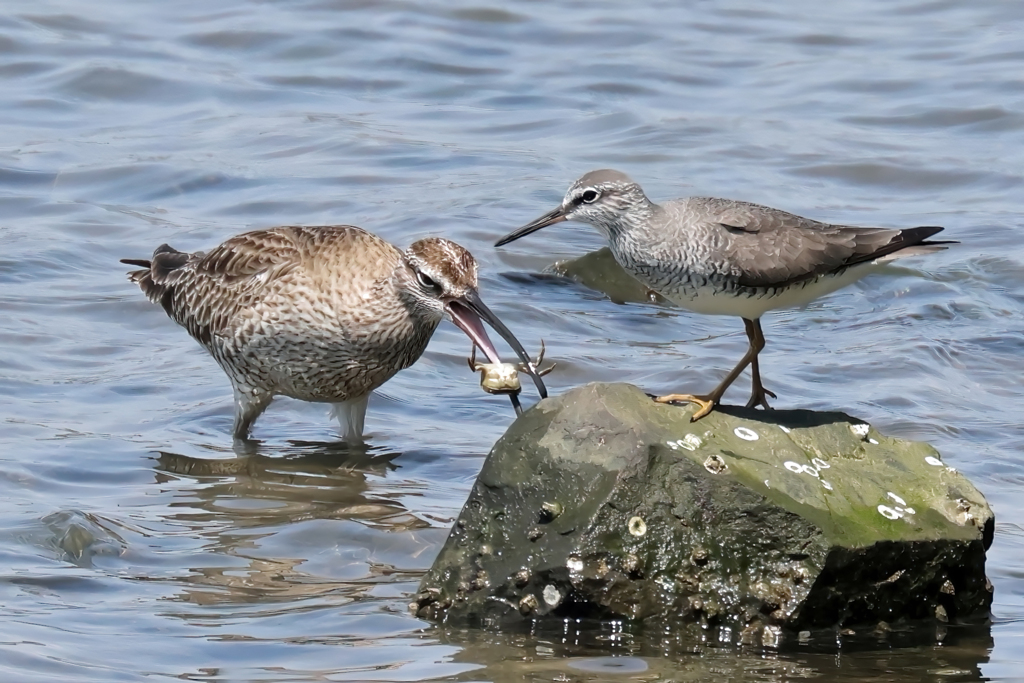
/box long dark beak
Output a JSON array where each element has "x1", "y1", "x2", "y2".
[
  {"x1": 494, "y1": 205, "x2": 568, "y2": 247},
  {"x1": 446, "y1": 290, "x2": 548, "y2": 399}
]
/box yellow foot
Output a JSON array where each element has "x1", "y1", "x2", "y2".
[
  {"x1": 745, "y1": 387, "x2": 777, "y2": 410},
  {"x1": 654, "y1": 393, "x2": 716, "y2": 422}
]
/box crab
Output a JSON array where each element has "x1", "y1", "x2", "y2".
[{"x1": 468, "y1": 341, "x2": 555, "y2": 396}]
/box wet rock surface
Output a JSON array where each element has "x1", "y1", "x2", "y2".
[
  {"x1": 41, "y1": 510, "x2": 128, "y2": 567},
  {"x1": 414, "y1": 383, "x2": 993, "y2": 638},
  {"x1": 550, "y1": 247, "x2": 665, "y2": 305}
]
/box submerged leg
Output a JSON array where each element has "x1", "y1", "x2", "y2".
[
  {"x1": 655, "y1": 317, "x2": 762, "y2": 422},
  {"x1": 331, "y1": 395, "x2": 369, "y2": 444},
  {"x1": 232, "y1": 386, "x2": 273, "y2": 440},
  {"x1": 745, "y1": 318, "x2": 775, "y2": 410}
]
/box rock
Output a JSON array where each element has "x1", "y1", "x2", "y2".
[
  {"x1": 42, "y1": 510, "x2": 127, "y2": 567},
  {"x1": 551, "y1": 247, "x2": 666, "y2": 305},
  {"x1": 415, "y1": 383, "x2": 993, "y2": 637}
]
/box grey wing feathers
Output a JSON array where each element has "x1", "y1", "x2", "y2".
[{"x1": 695, "y1": 198, "x2": 953, "y2": 288}]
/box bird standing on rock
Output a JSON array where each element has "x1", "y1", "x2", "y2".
[
  {"x1": 495, "y1": 169, "x2": 954, "y2": 421},
  {"x1": 123, "y1": 225, "x2": 546, "y2": 441}
]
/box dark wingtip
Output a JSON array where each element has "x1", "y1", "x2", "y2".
[
  {"x1": 891, "y1": 226, "x2": 958, "y2": 251},
  {"x1": 904, "y1": 226, "x2": 946, "y2": 242},
  {"x1": 152, "y1": 244, "x2": 178, "y2": 256}
]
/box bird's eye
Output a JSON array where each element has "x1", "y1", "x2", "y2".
[
  {"x1": 416, "y1": 271, "x2": 440, "y2": 292},
  {"x1": 581, "y1": 189, "x2": 599, "y2": 203}
]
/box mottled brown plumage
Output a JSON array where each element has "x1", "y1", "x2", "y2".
[
  {"x1": 123, "y1": 225, "x2": 545, "y2": 441},
  {"x1": 496, "y1": 169, "x2": 955, "y2": 420}
]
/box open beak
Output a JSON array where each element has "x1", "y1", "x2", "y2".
[
  {"x1": 494, "y1": 205, "x2": 568, "y2": 247},
  {"x1": 446, "y1": 290, "x2": 548, "y2": 399}
]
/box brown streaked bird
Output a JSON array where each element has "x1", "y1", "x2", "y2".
[
  {"x1": 496, "y1": 169, "x2": 954, "y2": 421},
  {"x1": 122, "y1": 225, "x2": 546, "y2": 441}
]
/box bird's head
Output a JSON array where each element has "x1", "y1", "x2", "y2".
[
  {"x1": 401, "y1": 237, "x2": 547, "y2": 398},
  {"x1": 495, "y1": 169, "x2": 650, "y2": 246}
]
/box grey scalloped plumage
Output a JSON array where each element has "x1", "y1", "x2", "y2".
[{"x1": 496, "y1": 169, "x2": 955, "y2": 421}]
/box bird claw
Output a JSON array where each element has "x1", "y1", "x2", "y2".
[
  {"x1": 654, "y1": 393, "x2": 717, "y2": 422},
  {"x1": 746, "y1": 386, "x2": 776, "y2": 410},
  {"x1": 468, "y1": 341, "x2": 555, "y2": 395}
]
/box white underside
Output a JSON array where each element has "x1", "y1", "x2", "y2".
[
  {"x1": 330, "y1": 395, "x2": 369, "y2": 443},
  {"x1": 661, "y1": 262, "x2": 880, "y2": 319}
]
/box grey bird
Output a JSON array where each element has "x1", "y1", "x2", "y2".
[
  {"x1": 122, "y1": 225, "x2": 546, "y2": 441},
  {"x1": 495, "y1": 169, "x2": 954, "y2": 420}
]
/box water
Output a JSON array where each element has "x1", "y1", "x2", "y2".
[{"x1": 1, "y1": 0, "x2": 1023, "y2": 679}]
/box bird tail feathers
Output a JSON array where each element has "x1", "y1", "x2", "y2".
[
  {"x1": 120, "y1": 244, "x2": 192, "y2": 305},
  {"x1": 876, "y1": 238, "x2": 958, "y2": 263}
]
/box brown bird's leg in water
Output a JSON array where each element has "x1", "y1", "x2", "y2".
[{"x1": 232, "y1": 386, "x2": 273, "y2": 442}]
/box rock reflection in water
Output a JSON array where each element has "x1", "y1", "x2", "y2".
[
  {"x1": 430, "y1": 618, "x2": 993, "y2": 683},
  {"x1": 154, "y1": 442, "x2": 433, "y2": 609}
]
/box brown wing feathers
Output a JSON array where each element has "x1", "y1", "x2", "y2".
[{"x1": 120, "y1": 228, "x2": 328, "y2": 348}]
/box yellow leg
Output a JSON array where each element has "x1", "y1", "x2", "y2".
[
  {"x1": 654, "y1": 317, "x2": 767, "y2": 422},
  {"x1": 654, "y1": 393, "x2": 716, "y2": 421},
  {"x1": 745, "y1": 319, "x2": 775, "y2": 410}
]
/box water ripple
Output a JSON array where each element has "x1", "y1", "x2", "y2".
[{"x1": 1, "y1": 0, "x2": 1023, "y2": 679}]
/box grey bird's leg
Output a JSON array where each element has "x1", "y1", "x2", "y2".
[
  {"x1": 232, "y1": 385, "x2": 273, "y2": 440},
  {"x1": 655, "y1": 317, "x2": 769, "y2": 421},
  {"x1": 745, "y1": 318, "x2": 776, "y2": 410},
  {"x1": 331, "y1": 395, "x2": 369, "y2": 444}
]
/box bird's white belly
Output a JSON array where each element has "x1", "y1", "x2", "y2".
[{"x1": 658, "y1": 263, "x2": 878, "y2": 319}]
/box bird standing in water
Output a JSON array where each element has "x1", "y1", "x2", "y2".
[
  {"x1": 123, "y1": 225, "x2": 546, "y2": 441},
  {"x1": 496, "y1": 169, "x2": 953, "y2": 420}
]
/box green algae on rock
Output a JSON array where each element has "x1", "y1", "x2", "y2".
[
  {"x1": 550, "y1": 247, "x2": 666, "y2": 305},
  {"x1": 413, "y1": 383, "x2": 993, "y2": 640}
]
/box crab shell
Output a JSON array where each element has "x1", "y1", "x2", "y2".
[{"x1": 474, "y1": 362, "x2": 522, "y2": 394}]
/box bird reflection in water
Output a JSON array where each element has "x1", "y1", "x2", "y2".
[{"x1": 154, "y1": 440, "x2": 439, "y2": 609}]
